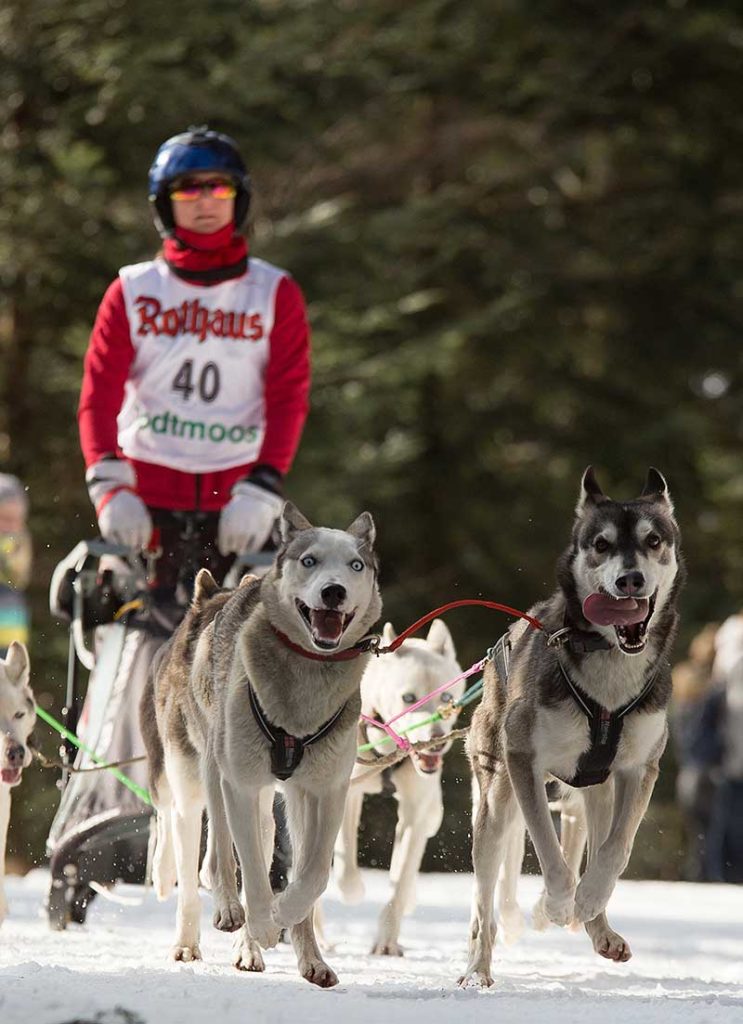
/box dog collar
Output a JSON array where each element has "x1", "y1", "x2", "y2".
[
  {"x1": 248, "y1": 682, "x2": 347, "y2": 781},
  {"x1": 546, "y1": 625, "x2": 614, "y2": 653},
  {"x1": 271, "y1": 626, "x2": 378, "y2": 662}
]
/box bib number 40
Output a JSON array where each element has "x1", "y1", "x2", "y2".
[{"x1": 172, "y1": 360, "x2": 220, "y2": 403}]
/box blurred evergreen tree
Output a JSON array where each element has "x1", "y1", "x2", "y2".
[{"x1": 1, "y1": 0, "x2": 742, "y2": 874}]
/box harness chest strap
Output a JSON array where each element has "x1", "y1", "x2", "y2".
[
  {"x1": 553, "y1": 655, "x2": 659, "y2": 788},
  {"x1": 247, "y1": 682, "x2": 347, "y2": 781},
  {"x1": 492, "y1": 629, "x2": 658, "y2": 789}
]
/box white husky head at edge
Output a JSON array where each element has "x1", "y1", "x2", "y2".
[{"x1": 0, "y1": 641, "x2": 35, "y2": 787}]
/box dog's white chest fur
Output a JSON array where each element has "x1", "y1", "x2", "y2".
[
  {"x1": 532, "y1": 702, "x2": 590, "y2": 780},
  {"x1": 614, "y1": 710, "x2": 667, "y2": 770},
  {"x1": 532, "y1": 700, "x2": 666, "y2": 782}
]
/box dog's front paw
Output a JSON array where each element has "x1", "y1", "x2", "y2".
[
  {"x1": 213, "y1": 894, "x2": 245, "y2": 932},
  {"x1": 272, "y1": 887, "x2": 314, "y2": 930},
  {"x1": 498, "y1": 906, "x2": 526, "y2": 945},
  {"x1": 457, "y1": 968, "x2": 494, "y2": 988},
  {"x1": 531, "y1": 891, "x2": 551, "y2": 932},
  {"x1": 336, "y1": 869, "x2": 365, "y2": 905},
  {"x1": 587, "y1": 920, "x2": 632, "y2": 962},
  {"x1": 248, "y1": 914, "x2": 281, "y2": 950},
  {"x1": 233, "y1": 929, "x2": 266, "y2": 972},
  {"x1": 300, "y1": 957, "x2": 339, "y2": 988},
  {"x1": 371, "y1": 937, "x2": 404, "y2": 956},
  {"x1": 573, "y1": 867, "x2": 613, "y2": 923},
  {"x1": 542, "y1": 872, "x2": 576, "y2": 927},
  {"x1": 171, "y1": 943, "x2": 202, "y2": 962}
]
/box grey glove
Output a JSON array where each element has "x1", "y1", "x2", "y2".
[
  {"x1": 85, "y1": 459, "x2": 153, "y2": 550},
  {"x1": 218, "y1": 479, "x2": 283, "y2": 556}
]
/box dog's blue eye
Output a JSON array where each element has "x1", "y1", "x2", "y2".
[
  {"x1": 350, "y1": 559, "x2": 364, "y2": 572},
  {"x1": 402, "y1": 692, "x2": 417, "y2": 704},
  {"x1": 301, "y1": 555, "x2": 317, "y2": 568},
  {"x1": 440, "y1": 692, "x2": 454, "y2": 704}
]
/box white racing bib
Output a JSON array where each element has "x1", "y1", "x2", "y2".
[{"x1": 118, "y1": 257, "x2": 284, "y2": 472}]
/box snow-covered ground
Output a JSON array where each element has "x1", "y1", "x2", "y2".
[{"x1": 0, "y1": 868, "x2": 741, "y2": 1024}]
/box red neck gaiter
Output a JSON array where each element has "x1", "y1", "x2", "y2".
[{"x1": 163, "y1": 224, "x2": 248, "y2": 285}]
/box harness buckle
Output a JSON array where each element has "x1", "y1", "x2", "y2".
[
  {"x1": 437, "y1": 702, "x2": 460, "y2": 720},
  {"x1": 546, "y1": 627, "x2": 572, "y2": 648},
  {"x1": 365, "y1": 634, "x2": 382, "y2": 656}
]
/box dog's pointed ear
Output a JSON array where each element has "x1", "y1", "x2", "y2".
[
  {"x1": 426, "y1": 619, "x2": 456, "y2": 660},
  {"x1": 192, "y1": 568, "x2": 219, "y2": 608},
  {"x1": 4, "y1": 641, "x2": 29, "y2": 686},
  {"x1": 576, "y1": 466, "x2": 609, "y2": 517},
  {"x1": 346, "y1": 511, "x2": 376, "y2": 548},
  {"x1": 280, "y1": 501, "x2": 313, "y2": 543},
  {"x1": 382, "y1": 621, "x2": 397, "y2": 646},
  {"x1": 640, "y1": 467, "x2": 674, "y2": 511}
]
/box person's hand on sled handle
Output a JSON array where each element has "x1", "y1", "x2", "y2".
[
  {"x1": 85, "y1": 457, "x2": 153, "y2": 550},
  {"x1": 218, "y1": 468, "x2": 284, "y2": 556}
]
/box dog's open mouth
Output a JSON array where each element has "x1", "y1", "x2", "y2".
[
  {"x1": 413, "y1": 741, "x2": 447, "y2": 775},
  {"x1": 583, "y1": 590, "x2": 656, "y2": 654},
  {"x1": 296, "y1": 600, "x2": 356, "y2": 651},
  {"x1": 1, "y1": 767, "x2": 22, "y2": 786}
]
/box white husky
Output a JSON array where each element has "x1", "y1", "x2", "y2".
[
  {"x1": 334, "y1": 619, "x2": 464, "y2": 954},
  {"x1": 0, "y1": 641, "x2": 35, "y2": 925}
]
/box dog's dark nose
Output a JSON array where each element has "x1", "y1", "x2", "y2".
[
  {"x1": 615, "y1": 570, "x2": 645, "y2": 596},
  {"x1": 6, "y1": 743, "x2": 25, "y2": 768},
  {"x1": 321, "y1": 584, "x2": 347, "y2": 609}
]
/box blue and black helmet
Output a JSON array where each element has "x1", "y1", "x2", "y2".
[{"x1": 148, "y1": 126, "x2": 251, "y2": 237}]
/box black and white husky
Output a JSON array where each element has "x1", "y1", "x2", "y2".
[{"x1": 460, "y1": 468, "x2": 684, "y2": 987}]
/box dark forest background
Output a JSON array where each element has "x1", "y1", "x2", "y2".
[{"x1": 2, "y1": 1, "x2": 743, "y2": 878}]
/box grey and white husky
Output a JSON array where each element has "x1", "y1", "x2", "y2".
[
  {"x1": 0, "y1": 642, "x2": 35, "y2": 925},
  {"x1": 140, "y1": 502, "x2": 381, "y2": 987},
  {"x1": 460, "y1": 467, "x2": 684, "y2": 987},
  {"x1": 334, "y1": 619, "x2": 464, "y2": 955}
]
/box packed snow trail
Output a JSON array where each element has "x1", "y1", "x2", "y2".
[{"x1": 0, "y1": 869, "x2": 741, "y2": 1024}]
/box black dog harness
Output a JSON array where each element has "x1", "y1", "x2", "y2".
[
  {"x1": 248, "y1": 683, "x2": 347, "y2": 782},
  {"x1": 493, "y1": 631, "x2": 658, "y2": 788}
]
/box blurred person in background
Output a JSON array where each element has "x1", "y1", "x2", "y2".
[
  {"x1": 79, "y1": 126, "x2": 310, "y2": 597},
  {"x1": 702, "y1": 613, "x2": 743, "y2": 883},
  {"x1": 0, "y1": 474, "x2": 31, "y2": 656},
  {"x1": 670, "y1": 623, "x2": 720, "y2": 881}
]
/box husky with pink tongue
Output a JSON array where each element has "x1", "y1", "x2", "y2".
[{"x1": 460, "y1": 467, "x2": 684, "y2": 988}]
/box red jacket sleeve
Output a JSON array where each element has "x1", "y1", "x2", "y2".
[
  {"x1": 78, "y1": 277, "x2": 135, "y2": 467},
  {"x1": 258, "y1": 275, "x2": 311, "y2": 474}
]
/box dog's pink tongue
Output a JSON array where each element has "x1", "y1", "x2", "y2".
[
  {"x1": 1, "y1": 767, "x2": 21, "y2": 785},
  {"x1": 310, "y1": 609, "x2": 344, "y2": 642},
  {"x1": 583, "y1": 593, "x2": 649, "y2": 627}
]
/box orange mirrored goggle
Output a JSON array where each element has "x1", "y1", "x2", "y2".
[{"x1": 169, "y1": 179, "x2": 237, "y2": 201}]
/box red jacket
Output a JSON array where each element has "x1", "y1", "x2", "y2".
[{"x1": 79, "y1": 235, "x2": 310, "y2": 511}]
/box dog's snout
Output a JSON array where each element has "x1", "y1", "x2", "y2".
[
  {"x1": 615, "y1": 570, "x2": 645, "y2": 596},
  {"x1": 321, "y1": 583, "x2": 347, "y2": 609},
  {"x1": 6, "y1": 743, "x2": 25, "y2": 768}
]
